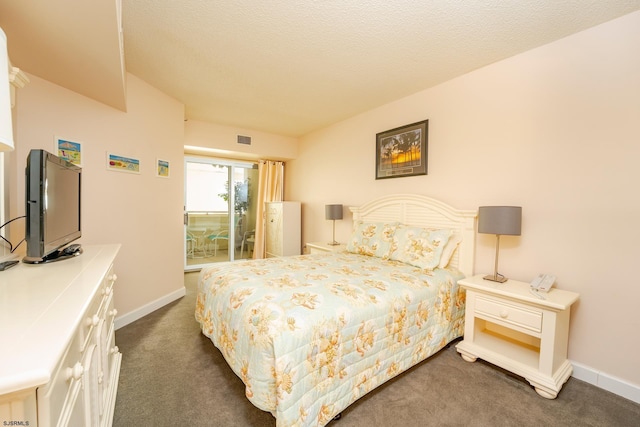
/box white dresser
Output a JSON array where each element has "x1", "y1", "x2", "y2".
[
  {"x1": 0, "y1": 244, "x2": 122, "y2": 427},
  {"x1": 265, "y1": 201, "x2": 301, "y2": 257}
]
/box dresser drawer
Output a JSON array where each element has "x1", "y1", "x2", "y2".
[
  {"x1": 475, "y1": 295, "x2": 542, "y2": 333},
  {"x1": 37, "y1": 329, "x2": 84, "y2": 426},
  {"x1": 79, "y1": 265, "x2": 116, "y2": 350},
  {"x1": 80, "y1": 290, "x2": 103, "y2": 351}
]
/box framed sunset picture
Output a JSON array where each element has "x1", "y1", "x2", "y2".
[{"x1": 375, "y1": 120, "x2": 428, "y2": 179}]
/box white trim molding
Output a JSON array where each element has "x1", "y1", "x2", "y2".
[
  {"x1": 114, "y1": 287, "x2": 186, "y2": 330},
  {"x1": 9, "y1": 65, "x2": 29, "y2": 108},
  {"x1": 571, "y1": 361, "x2": 640, "y2": 404}
]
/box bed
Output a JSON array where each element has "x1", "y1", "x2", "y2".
[{"x1": 196, "y1": 194, "x2": 476, "y2": 426}]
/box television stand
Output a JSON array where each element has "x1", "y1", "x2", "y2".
[{"x1": 22, "y1": 244, "x2": 83, "y2": 264}]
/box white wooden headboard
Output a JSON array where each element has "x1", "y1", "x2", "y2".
[{"x1": 349, "y1": 194, "x2": 477, "y2": 277}]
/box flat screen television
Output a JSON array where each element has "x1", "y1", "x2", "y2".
[{"x1": 23, "y1": 149, "x2": 82, "y2": 264}]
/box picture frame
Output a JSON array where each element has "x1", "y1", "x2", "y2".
[
  {"x1": 375, "y1": 119, "x2": 428, "y2": 179},
  {"x1": 106, "y1": 152, "x2": 140, "y2": 174},
  {"x1": 156, "y1": 158, "x2": 170, "y2": 178},
  {"x1": 54, "y1": 136, "x2": 82, "y2": 166}
]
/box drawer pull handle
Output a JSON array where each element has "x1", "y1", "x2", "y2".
[
  {"x1": 109, "y1": 308, "x2": 118, "y2": 317},
  {"x1": 499, "y1": 310, "x2": 509, "y2": 319},
  {"x1": 108, "y1": 273, "x2": 118, "y2": 282},
  {"x1": 86, "y1": 314, "x2": 100, "y2": 327},
  {"x1": 66, "y1": 362, "x2": 84, "y2": 381}
]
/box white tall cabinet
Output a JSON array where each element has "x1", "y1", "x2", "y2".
[
  {"x1": 265, "y1": 201, "x2": 301, "y2": 257},
  {"x1": 0, "y1": 245, "x2": 122, "y2": 427}
]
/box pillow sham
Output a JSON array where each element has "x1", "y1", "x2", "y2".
[
  {"x1": 438, "y1": 230, "x2": 462, "y2": 268},
  {"x1": 389, "y1": 226, "x2": 453, "y2": 270},
  {"x1": 346, "y1": 221, "x2": 398, "y2": 259}
]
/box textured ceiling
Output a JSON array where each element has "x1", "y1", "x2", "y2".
[{"x1": 2, "y1": 1, "x2": 640, "y2": 137}]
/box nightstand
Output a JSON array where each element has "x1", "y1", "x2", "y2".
[
  {"x1": 306, "y1": 241, "x2": 347, "y2": 254},
  {"x1": 456, "y1": 274, "x2": 579, "y2": 399}
]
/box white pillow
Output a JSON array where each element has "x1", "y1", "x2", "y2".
[{"x1": 438, "y1": 230, "x2": 461, "y2": 268}]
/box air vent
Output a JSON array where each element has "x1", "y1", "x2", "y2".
[{"x1": 237, "y1": 135, "x2": 251, "y2": 145}]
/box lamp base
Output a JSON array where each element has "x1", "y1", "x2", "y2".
[{"x1": 483, "y1": 274, "x2": 508, "y2": 283}]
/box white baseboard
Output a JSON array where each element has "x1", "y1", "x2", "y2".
[
  {"x1": 571, "y1": 361, "x2": 640, "y2": 404},
  {"x1": 114, "y1": 287, "x2": 186, "y2": 330}
]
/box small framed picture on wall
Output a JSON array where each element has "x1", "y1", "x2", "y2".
[
  {"x1": 54, "y1": 136, "x2": 82, "y2": 166},
  {"x1": 156, "y1": 159, "x2": 170, "y2": 178},
  {"x1": 106, "y1": 152, "x2": 141, "y2": 174}
]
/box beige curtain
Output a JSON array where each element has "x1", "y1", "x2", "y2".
[{"x1": 252, "y1": 160, "x2": 284, "y2": 259}]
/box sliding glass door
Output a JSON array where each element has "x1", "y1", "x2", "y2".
[{"x1": 184, "y1": 157, "x2": 258, "y2": 270}]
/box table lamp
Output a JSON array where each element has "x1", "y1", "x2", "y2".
[
  {"x1": 325, "y1": 204, "x2": 343, "y2": 246},
  {"x1": 478, "y1": 206, "x2": 522, "y2": 283}
]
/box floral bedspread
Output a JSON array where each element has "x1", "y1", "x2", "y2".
[{"x1": 195, "y1": 252, "x2": 465, "y2": 427}]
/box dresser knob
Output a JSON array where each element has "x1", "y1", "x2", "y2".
[
  {"x1": 109, "y1": 308, "x2": 118, "y2": 317},
  {"x1": 499, "y1": 310, "x2": 509, "y2": 319},
  {"x1": 86, "y1": 314, "x2": 100, "y2": 327},
  {"x1": 110, "y1": 346, "x2": 119, "y2": 355},
  {"x1": 66, "y1": 362, "x2": 84, "y2": 381}
]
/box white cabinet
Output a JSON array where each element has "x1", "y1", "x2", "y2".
[
  {"x1": 456, "y1": 274, "x2": 579, "y2": 399},
  {"x1": 265, "y1": 201, "x2": 301, "y2": 257},
  {"x1": 0, "y1": 245, "x2": 121, "y2": 426}
]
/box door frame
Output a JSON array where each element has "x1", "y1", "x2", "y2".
[{"x1": 184, "y1": 156, "x2": 256, "y2": 271}]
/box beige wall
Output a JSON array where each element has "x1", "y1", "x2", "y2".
[
  {"x1": 9, "y1": 73, "x2": 296, "y2": 322},
  {"x1": 288, "y1": 12, "x2": 640, "y2": 389},
  {"x1": 12, "y1": 73, "x2": 185, "y2": 319},
  {"x1": 184, "y1": 119, "x2": 298, "y2": 160}
]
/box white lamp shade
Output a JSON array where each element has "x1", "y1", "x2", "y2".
[{"x1": 0, "y1": 27, "x2": 13, "y2": 151}]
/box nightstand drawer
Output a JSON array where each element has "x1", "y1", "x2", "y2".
[
  {"x1": 306, "y1": 242, "x2": 346, "y2": 254},
  {"x1": 475, "y1": 295, "x2": 542, "y2": 333}
]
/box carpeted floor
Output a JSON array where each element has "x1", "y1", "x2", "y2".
[{"x1": 113, "y1": 272, "x2": 640, "y2": 426}]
